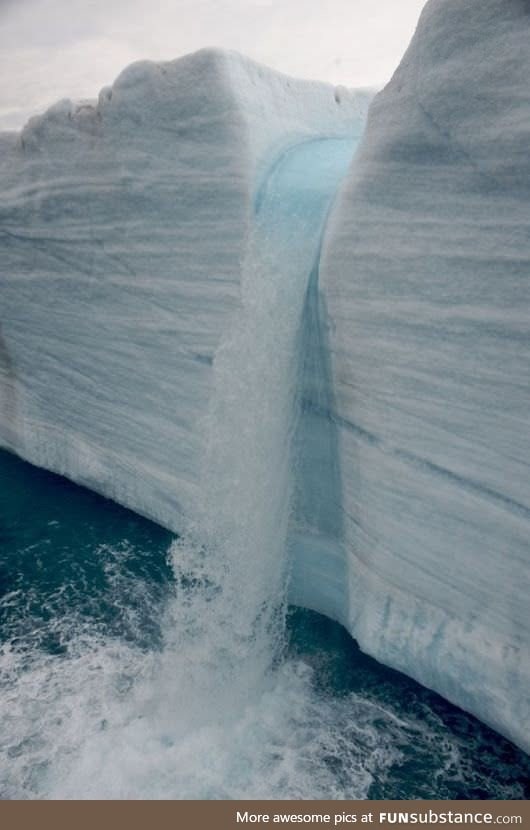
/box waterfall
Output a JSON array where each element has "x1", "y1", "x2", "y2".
[{"x1": 158, "y1": 138, "x2": 356, "y2": 723}]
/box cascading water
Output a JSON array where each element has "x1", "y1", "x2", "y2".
[
  {"x1": 167, "y1": 137, "x2": 357, "y2": 691},
  {"x1": 137, "y1": 138, "x2": 357, "y2": 734}
]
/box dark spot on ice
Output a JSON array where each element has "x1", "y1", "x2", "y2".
[
  {"x1": 193, "y1": 353, "x2": 213, "y2": 366},
  {"x1": 0, "y1": 323, "x2": 18, "y2": 439}
]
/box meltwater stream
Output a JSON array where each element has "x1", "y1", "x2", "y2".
[
  {"x1": 1, "y1": 138, "x2": 529, "y2": 799},
  {"x1": 158, "y1": 138, "x2": 358, "y2": 721}
]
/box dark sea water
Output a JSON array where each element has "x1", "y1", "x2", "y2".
[{"x1": 1, "y1": 448, "x2": 529, "y2": 799}]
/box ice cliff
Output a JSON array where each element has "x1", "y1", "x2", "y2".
[
  {"x1": 319, "y1": 0, "x2": 530, "y2": 752},
  {"x1": 0, "y1": 50, "x2": 370, "y2": 530},
  {"x1": 1, "y1": 0, "x2": 529, "y2": 755}
]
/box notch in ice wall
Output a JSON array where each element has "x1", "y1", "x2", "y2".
[
  {"x1": 0, "y1": 49, "x2": 371, "y2": 533},
  {"x1": 320, "y1": 0, "x2": 530, "y2": 752}
]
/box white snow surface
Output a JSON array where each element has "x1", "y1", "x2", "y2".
[
  {"x1": 0, "y1": 49, "x2": 369, "y2": 531},
  {"x1": 320, "y1": 0, "x2": 530, "y2": 752}
]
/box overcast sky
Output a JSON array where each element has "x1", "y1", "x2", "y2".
[{"x1": 0, "y1": 0, "x2": 427, "y2": 131}]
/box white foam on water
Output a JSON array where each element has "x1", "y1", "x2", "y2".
[
  {"x1": 0, "y1": 545, "x2": 526, "y2": 799},
  {"x1": 0, "y1": 610, "x2": 405, "y2": 799}
]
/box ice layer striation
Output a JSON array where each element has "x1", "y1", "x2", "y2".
[{"x1": 319, "y1": 0, "x2": 530, "y2": 752}]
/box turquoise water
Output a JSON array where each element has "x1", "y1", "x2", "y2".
[{"x1": 1, "y1": 448, "x2": 528, "y2": 799}]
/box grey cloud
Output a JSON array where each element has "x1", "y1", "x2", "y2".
[{"x1": 0, "y1": 0, "x2": 426, "y2": 130}]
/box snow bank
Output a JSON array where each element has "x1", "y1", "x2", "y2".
[
  {"x1": 0, "y1": 49, "x2": 369, "y2": 530},
  {"x1": 320, "y1": 0, "x2": 530, "y2": 752}
]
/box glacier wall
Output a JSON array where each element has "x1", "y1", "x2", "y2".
[
  {"x1": 319, "y1": 0, "x2": 530, "y2": 752},
  {"x1": 1, "y1": 2, "x2": 529, "y2": 757},
  {"x1": 0, "y1": 50, "x2": 370, "y2": 532}
]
